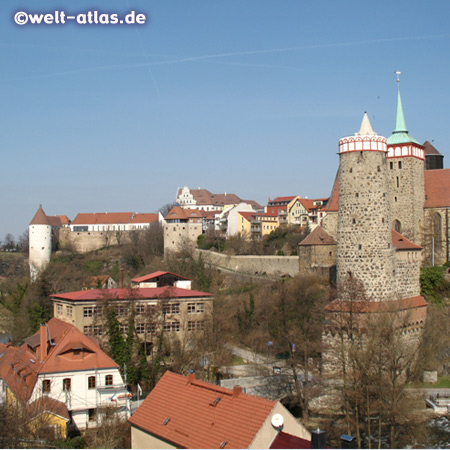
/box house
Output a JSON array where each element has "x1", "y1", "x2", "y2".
[
  {"x1": 83, "y1": 275, "x2": 118, "y2": 290},
  {"x1": 129, "y1": 371, "x2": 311, "y2": 449},
  {"x1": 176, "y1": 186, "x2": 262, "y2": 213},
  {"x1": 0, "y1": 318, "x2": 129, "y2": 434},
  {"x1": 51, "y1": 281, "x2": 213, "y2": 348},
  {"x1": 131, "y1": 271, "x2": 192, "y2": 290},
  {"x1": 216, "y1": 202, "x2": 257, "y2": 237}
]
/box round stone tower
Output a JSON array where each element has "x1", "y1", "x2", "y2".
[
  {"x1": 29, "y1": 205, "x2": 52, "y2": 281},
  {"x1": 337, "y1": 113, "x2": 395, "y2": 301},
  {"x1": 387, "y1": 76, "x2": 425, "y2": 245}
]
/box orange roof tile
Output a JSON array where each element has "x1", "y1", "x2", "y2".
[
  {"x1": 392, "y1": 230, "x2": 422, "y2": 250},
  {"x1": 164, "y1": 206, "x2": 205, "y2": 221},
  {"x1": 28, "y1": 397, "x2": 70, "y2": 421},
  {"x1": 324, "y1": 173, "x2": 339, "y2": 212},
  {"x1": 238, "y1": 211, "x2": 257, "y2": 222},
  {"x1": 423, "y1": 141, "x2": 442, "y2": 156},
  {"x1": 425, "y1": 169, "x2": 450, "y2": 208},
  {"x1": 29, "y1": 206, "x2": 51, "y2": 226},
  {"x1": 72, "y1": 212, "x2": 134, "y2": 225},
  {"x1": 325, "y1": 295, "x2": 427, "y2": 313},
  {"x1": 129, "y1": 213, "x2": 158, "y2": 224},
  {"x1": 129, "y1": 371, "x2": 277, "y2": 449}
]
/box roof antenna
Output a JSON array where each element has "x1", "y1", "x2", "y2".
[{"x1": 395, "y1": 70, "x2": 401, "y2": 83}]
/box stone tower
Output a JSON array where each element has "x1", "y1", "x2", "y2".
[
  {"x1": 387, "y1": 79, "x2": 425, "y2": 244},
  {"x1": 336, "y1": 113, "x2": 395, "y2": 301},
  {"x1": 29, "y1": 205, "x2": 52, "y2": 281}
]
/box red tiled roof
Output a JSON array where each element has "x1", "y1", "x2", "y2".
[
  {"x1": 270, "y1": 432, "x2": 310, "y2": 449},
  {"x1": 129, "y1": 371, "x2": 277, "y2": 449},
  {"x1": 28, "y1": 397, "x2": 70, "y2": 421},
  {"x1": 325, "y1": 295, "x2": 427, "y2": 313},
  {"x1": 129, "y1": 213, "x2": 158, "y2": 224},
  {"x1": 238, "y1": 211, "x2": 256, "y2": 222},
  {"x1": 51, "y1": 286, "x2": 212, "y2": 302},
  {"x1": 131, "y1": 271, "x2": 191, "y2": 283},
  {"x1": 47, "y1": 215, "x2": 70, "y2": 227},
  {"x1": 72, "y1": 212, "x2": 134, "y2": 225},
  {"x1": 0, "y1": 318, "x2": 118, "y2": 403},
  {"x1": 164, "y1": 206, "x2": 205, "y2": 221},
  {"x1": 392, "y1": 230, "x2": 422, "y2": 250},
  {"x1": 324, "y1": 173, "x2": 339, "y2": 212},
  {"x1": 271, "y1": 196, "x2": 296, "y2": 203},
  {"x1": 425, "y1": 169, "x2": 450, "y2": 208},
  {"x1": 299, "y1": 227, "x2": 336, "y2": 246}
]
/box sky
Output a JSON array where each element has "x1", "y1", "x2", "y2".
[{"x1": 1, "y1": 0, "x2": 450, "y2": 240}]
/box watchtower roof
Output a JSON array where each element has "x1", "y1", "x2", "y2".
[{"x1": 29, "y1": 205, "x2": 51, "y2": 226}]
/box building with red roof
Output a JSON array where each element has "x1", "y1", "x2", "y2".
[
  {"x1": 51, "y1": 278, "x2": 213, "y2": 350},
  {"x1": 129, "y1": 371, "x2": 310, "y2": 449},
  {"x1": 0, "y1": 318, "x2": 129, "y2": 434}
]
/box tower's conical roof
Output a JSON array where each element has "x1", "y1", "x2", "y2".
[
  {"x1": 30, "y1": 205, "x2": 51, "y2": 226},
  {"x1": 355, "y1": 112, "x2": 377, "y2": 136},
  {"x1": 423, "y1": 140, "x2": 442, "y2": 156},
  {"x1": 387, "y1": 84, "x2": 420, "y2": 146}
]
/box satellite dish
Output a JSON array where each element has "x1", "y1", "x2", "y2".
[{"x1": 271, "y1": 413, "x2": 284, "y2": 429}]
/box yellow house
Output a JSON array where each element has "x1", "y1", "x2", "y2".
[{"x1": 287, "y1": 196, "x2": 310, "y2": 226}]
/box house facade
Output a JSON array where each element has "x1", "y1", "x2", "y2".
[{"x1": 0, "y1": 318, "x2": 129, "y2": 434}]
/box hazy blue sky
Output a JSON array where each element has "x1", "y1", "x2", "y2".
[{"x1": 1, "y1": 0, "x2": 450, "y2": 240}]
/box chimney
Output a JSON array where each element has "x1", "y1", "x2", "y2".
[
  {"x1": 120, "y1": 268, "x2": 124, "y2": 288},
  {"x1": 232, "y1": 385, "x2": 242, "y2": 398},
  {"x1": 311, "y1": 428, "x2": 326, "y2": 449},
  {"x1": 39, "y1": 324, "x2": 47, "y2": 361},
  {"x1": 187, "y1": 373, "x2": 196, "y2": 384}
]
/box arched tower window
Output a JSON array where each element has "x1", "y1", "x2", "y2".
[
  {"x1": 434, "y1": 213, "x2": 442, "y2": 244},
  {"x1": 394, "y1": 220, "x2": 401, "y2": 233}
]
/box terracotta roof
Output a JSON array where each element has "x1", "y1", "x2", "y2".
[
  {"x1": 299, "y1": 227, "x2": 336, "y2": 246},
  {"x1": 0, "y1": 318, "x2": 118, "y2": 403},
  {"x1": 46, "y1": 215, "x2": 70, "y2": 227},
  {"x1": 325, "y1": 295, "x2": 427, "y2": 313},
  {"x1": 392, "y1": 230, "x2": 422, "y2": 250},
  {"x1": 270, "y1": 196, "x2": 296, "y2": 203},
  {"x1": 423, "y1": 141, "x2": 442, "y2": 156},
  {"x1": 129, "y1": 371, "x2": 277, "y2": 449},
  {"x1": 72, "y1": 212, "x2": 134, "y2": 225},
  {"x1": 30, "y1": 206, "x2": 51, "y2": 226},
  {"x1": 238, "y1": 211, "x2": 257, "y2": 222},
  {"x1": 164, "y1": 206, "x2": 205, "y2": 221},
  {"x1": 425, "y1": 169, "x2": 450, "y2": 208},
  {"x1": 51, "y1": 286, "x2": 212, "y2": 302},
  {"x1": 270, "y1": 432, "x2": 310, "y2": 449},
  {"x1": 129, "y1": 213, "x2": 158, "y2": 224},
  {"x1": 83, "y1": 275, "x2": 112, "y2": 289},
  {"x1": 131, "y1": 271, "x2": 191, "y2": 283},
  {"x1": 28, "y1": 397, "x2": 70, "y2": 421},
  {"x1": 242, "y1": 199, "x2": 263, "y2": 210}
]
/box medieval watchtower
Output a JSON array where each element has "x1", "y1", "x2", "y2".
[
  {"x1": 336, "y1": 113, "x2": 395, "y2": 301},
  {"x1": 29, "y1": 205, "x2": 52, "y2": 281},
  {"x1": 387, "y1": 74, "x2": 425, "y2": 244}
]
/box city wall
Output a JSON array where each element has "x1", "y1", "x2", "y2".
[{"x1": 194, "y1": 249, "x2": 299, "y2": 277}]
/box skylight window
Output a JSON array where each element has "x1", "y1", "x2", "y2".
[
  {"x1": 220, "y1": 441, "x2": 228, "y2": 448},
  {"x1": 211, "y1": 397, "x2": 221, "y2": 406},
  {"x1": 163, "y1": 417, "x2": 171, "y2": 425}
]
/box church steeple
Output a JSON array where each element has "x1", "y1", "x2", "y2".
[{"x1": 387, "y1": 72, "x2": 420, "y2": 145}]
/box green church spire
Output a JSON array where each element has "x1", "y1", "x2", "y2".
[{"x1": 387, "y1": 71, "x2": 420, "y2": 146}]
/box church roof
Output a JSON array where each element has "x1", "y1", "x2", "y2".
[
  {"x1": 424, "y1": 168, "x2": 450, "y2": 208},
  {"x1": 29, "y1": 206, "x2": 51, "y2": 226},
  {"x1": 423, "y1": 141, "x2": 442, "y2": 156},
  {"x1": 387, "y1": 85, "x2": 421, "y2": 146}
]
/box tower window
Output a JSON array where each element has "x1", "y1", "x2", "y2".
[
  {"x1": 395, "y1": 197, "x2": 398, "y2": 202},
  {"x1": 377, "y1": 166, "x2": 381, "y2": 172},
  {"x1": 394, "y1": 220, "x2": 401, "y2": 233},
  {"x1": 397, "y1": 176, "x2": 399, "y2": 188},
  {"x1": 358, "y1": 244, "x2": 362, "y2": 250},
  {"x1": 398, "y1": 161, "x2": 402, "y2": 169},
  {"x1": 350, "y1": 168, "x2": 353, "y2": 173},
  {"x1": 390, "y1": 162, "x2": 393, "y2": 169},
  {"x1": 382, "y1": 218, "x2": 385, "y2": 223},
  {"x1": 355, "y1": 193, "x2": 359, "y2": 198},
  {"x1": 352, "y1": 219, "x2": 356, "y2": 224}
]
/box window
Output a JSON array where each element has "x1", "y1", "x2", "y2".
[
  {"x1": 399, "y1": 161, "x2": 402, "y2": 169},
  {"x1": 63, "y1": 378, "x2": 71, "y2": 391},
  {"x1": 88, "y1": 409, "x2": 96, "y2": 422},
  {"x1": 136, "y1": 323, "x2": 145, "y2": 334},
  {"x1": 94, "y1": 306, "x2": 103, "y2": 318},
  {"x1": 390, "y1": 162, "x2": 393, "y2": 169},
  {"x1": 163, "y1": 303, "x2": 180, "y2": 315},
  {"x1": 147, "y1": 304, "x2": 157, "y2": 314},
  {"x1": 42, "y1": 379, "x2": 51, "y2": 393},
  {"x1": 396, "y1": 176, "x2": 399, "y2": 188},
  {"x1": 66, "y1": 306, "x2": 73, "y2": 317},
  {"x1": 56, "y1": 304, "x2": 63, "y2": 315},
  {"x1": 434, "y1": 213, "x2": 442, "y2": 244},
  {"x1": 105, "y1": 375, "x2": 113, "y2": 386},
  {"x1": 116, "y1": 305, "x2": 129, "y2": 317},
  {"x1": 188, "y1": 303, "x2": 205, "y2": 314},
  {"x1": 93, "y1": 325, "x2": 103, "y2": 336},
  {"x1": 136, "y1": 304, "x2": 145, "y2": 315},
  {"x1": 394, "y1": 220, "x2": 401, "y2": 233},
  {"x1": 84, "y1": 326, "x2": 93, "y2": 335},
  {"x1": 88, "y1": 376, "x2": 96, "y2": 389},
  {"x1": 164, "y1": 321, "x2": 180, "y2": 332},
  {"x1": 120, "y1": 324, "x2": 128, "y2": 334},
  {"x1": 83, "y1": 307, "x2": 93, "y2": 318},
  {"x1": 146, "y1": 323, "x2": 156, "y2": 333},
  {"x1": 188, "y1": 321, "x2": 205, "y2": 331}
]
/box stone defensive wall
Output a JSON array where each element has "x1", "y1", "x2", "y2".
[
  {"x1": 58, "y1": 228, "x2": 132, "y2": 253},
  {"x1": 194, "y1": 249, "x2": 299, "y2": 277}
]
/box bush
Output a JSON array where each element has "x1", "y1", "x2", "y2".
[{"x1": 420, "y1": 266, "x2": 446, "y2": 303}]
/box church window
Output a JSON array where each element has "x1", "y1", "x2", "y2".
[
  {"x1": 434, "y1": 213, "x2": 442, "y2": 244},
  {"x1": 394, "y1": 220, "x2": 401, "y2": 233}
]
